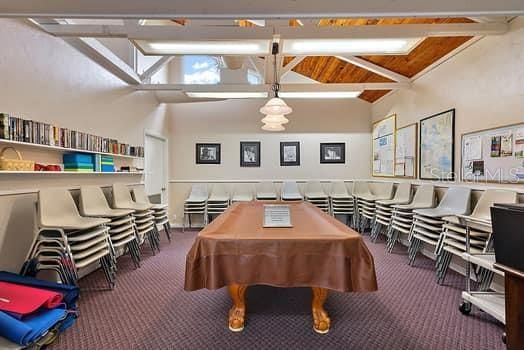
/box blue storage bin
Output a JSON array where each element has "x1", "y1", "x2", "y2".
[
  {"x1": 63, "y1": 153, "x2": 93, "y2": 164},
  {"x1": 101, "y1": 164, "x2": 114, "y2": 172}
]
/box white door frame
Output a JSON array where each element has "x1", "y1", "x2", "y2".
[{"x1": 144, "y1": 130, "x2": 168, "y2": 204}]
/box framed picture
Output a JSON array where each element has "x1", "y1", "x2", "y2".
[
  {"x1": 394, "y1": 123, "x2": 418, "y2": 178},
  {"x1": 320, "y1": 143, "x2": 345, "y2": 164},
  {"x1": 419, "y1": 109, "x2": 455, "y2": 180},
  {"x1": 240, "y1": 141, "x2": 260, "y2": 167},
  {"x1": 196, "y1": 143, "x2": 221, "y2": 164},
  {"x1": 280, "y1": 142, "x2": 300, "y2": 166},
  {"x1": 372, "y1": 114, "x2": 396, "y2": 177}
]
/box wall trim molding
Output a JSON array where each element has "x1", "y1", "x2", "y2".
[{"x1": 0, "y1": 182, "x2": 144, "y2": 197}]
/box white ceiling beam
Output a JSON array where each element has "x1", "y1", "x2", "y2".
[
  {"x1": 263, "y1": 57, "x2": 273, "y2": 84},
  {"x1": 140, "y1": 56, "x2": 173, "y2": 81},
  {"x1": 3, "y1": 0, "x2": 524, "y2": 18},
  {"x1": 134, "y1": 82, "x2": 410, "y2": 92},
  {"x1": 40, "y1": 22, "x2": 509, "y2": 40},
  {"x1": 280, "y1": 56, "x2": 306, "y2": 78},
  {"x1": 247, "y1": 57, "x2": 264, "y2": 77},
  {"x1": 337, "y1": 56, "x2": 410, "y2": 83}
]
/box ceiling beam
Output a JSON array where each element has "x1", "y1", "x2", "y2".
[
  {"x1": 280, "y1": 56, "x2": 306, "y2": 78},
  {"x1": 140, "y1": 56, "x2": 173, "y2": 82},
  {"x1": 337, "y1": 56, "x2": 410, "y2": 83},
  {"x1": 40, "y1": 22, "x2": 509, "y2": 40},
  {"x1": 2, "y1": 0, "x2": 524, "y2": 18},
  {"x1": 247, "y1": 57, "x2": 264, "y2": 77},
  {"x1": 134, "y1": 82, "x2": 410, "y2": 92}
]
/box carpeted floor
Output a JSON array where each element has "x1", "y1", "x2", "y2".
[{"x1": 50, "y1": 229, "x2": 505, "y2": 350}]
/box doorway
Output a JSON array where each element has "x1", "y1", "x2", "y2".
[{"x1": 144, "y1": 132, "x2": 168, "y2": 204}]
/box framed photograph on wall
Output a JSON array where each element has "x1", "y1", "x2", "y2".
[
  {"x1": 320, "y1": 143, "x2": 346, "y2": 164},
  {"x1": 280, "y1": 142, "x2": 300, "y2": 166},
  {"x1": 240, "y1": 141, "x2": 260, "y2": 167},
  {"x1": 196, "y1": 143, "x2": 221, "y2": 164},
  {"x1": 419, "y1": 109, "x2": 455, "y2": 180}
]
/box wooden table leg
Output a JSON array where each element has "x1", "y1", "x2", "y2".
[
  {"x1": 228, "y1": 284, "x2": 247, "y2": 332},
  {"x1": 312, "y1": 287, "x2": 331, "y2": 334}
]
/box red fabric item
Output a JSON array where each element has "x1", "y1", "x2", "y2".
[{"x1": 0, "y1": 281, "x2": 63, "y2": 315}]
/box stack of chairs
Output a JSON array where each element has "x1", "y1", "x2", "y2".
[
  {"x1": 206, "y1": 184, "x2": 231, "y2": 220},
  {"x1": 351, "y1": 181, "x2": 371, "y2": 230},
  {"x1": 436, "y1": 189, "x2": 517, "y2": 286},
  {"x1": 256, "y1": 181, "x2": 278, "y2": 200},
  {"x1": 112, "y1": 183, "x2": 159, "y2": 254},
  {"x1": 356, "y1": 182, "x2": 394, "y2": 233},
  {"x1": 24, "y1": 188, "x2": 115, "y2": 288},
  {"x1": 407, "y1": 186, "x2": 472, "y2": 266},
  {"x1": 386, "y1": 184, "x2": 436, "y2": 253},
  {"x1": 281, "y1": 181, "x2": 303, "y2": 201},
  {"x1": 370, "y1": 182, "x2": 412, "y2": 242},
  {"x1": 329, "y1": 181, "x2": 354, "y2": 225},
  {"x1": 304, "y1": 181, "x2": 329, "y2": 213},
  {"x1": 232, "y1": 183, "x2": 254, "y2": 202},
  {"x1": 132, "y1": 187, "x2": 171, "y2": 242},
  {"x1": 183, "y1": 183, "x2": 209, "y2": 231},
  {"x1": 79, "y1": 186, "x2": 141, "y2": 269}
]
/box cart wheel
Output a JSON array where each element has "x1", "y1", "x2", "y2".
[
  {"x1": 459, "y1": 302, "x2": 472, "y2": 315},
  {"x1": 502, "y1": 332, "x2": 506, "y2": 344}
]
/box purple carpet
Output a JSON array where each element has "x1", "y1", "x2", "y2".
[{"x1": 50, "y1": 229, "x2": 504, "y2": 350}]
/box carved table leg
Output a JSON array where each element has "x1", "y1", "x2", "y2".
[
  {"x1": 311, "y1": 287, "x2": 331, "y2": 334},
  {"x1": 228, "y1": 284, "x2": 247, "y2": 332}
]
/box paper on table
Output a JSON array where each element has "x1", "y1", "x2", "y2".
[{"x1": 263, "y1": 205, "x2": 292, "y2": 227}]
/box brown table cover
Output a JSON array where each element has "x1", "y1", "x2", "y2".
[{"x1": 184, "y1": 201, "x2": 378, "y2": 293}]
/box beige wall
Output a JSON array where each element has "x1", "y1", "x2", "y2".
[
  {"x1": 372, "y1": 16, "x2": 524, "y2": 189},
  {"x1": 0, "y1": 19, "x2": 168, "y2": 272},
  {"x1": 168, "y1": 98, "x2": 372, "y2": 225}
]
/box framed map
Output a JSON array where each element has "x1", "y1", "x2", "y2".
[
  {"x1": 372, "y1": 114, "x2": 396, "y2": 177},
  {"x1": 419, "y1": 109, "x2": 455, "y2": 180}
]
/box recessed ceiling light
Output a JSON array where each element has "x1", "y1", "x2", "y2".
[
  {"x1": 135, "y1": 40, "x2": 270, "y2": 55},
  {"x1": 185, "y1": 92, "x2": 268, "y2": 99},
  {"x1": 279, "y1": 91, "x2": 361, "y2": 99},
  {"x1": 282, "y1": 38, "x2": 421, "y2": 55}
]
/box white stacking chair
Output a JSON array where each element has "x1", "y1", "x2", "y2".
[
  {"x1": 304, "y1": 181, "x2": 329, "y2": 213},
  {"x1": 436, "y1": 189, "x2": 517, "y2": 286},
  {"x1": 386, "y1": 184, "x2": 436, "y2": 253},
  {"x1": 356, "y1": 182, "x2": 394, "y2": 233},
  {"x1": 351, "y1": 181, "x2": 372, "y2": 229},
  {"x1": 281, "y1": 181, "x2": 303, "y2": 201},
  {"x1": 80, "y1": 186, "x2": 140, "y2": 268},
  {"x1": 112, "y1": 183, "x2": 159, "y2": 254},
  {"x1": 256, "y1": 181, "x2": 278, "y2": 200},
  {"x1": 407, "y1": 186, "x2": 472, "y2": 266},
  {"x1": 207, "y1": 183, "x2": 231, "y2": 219},
  {"x1": 183, "y1": 183, "x2": 209, "y2": 231},
  {"x1": 132, "y1": 186, "x2": 171, "y2": 242},
  {"x1": 232, "y1": 183, "x2": 254, "y2": 202},
  {"x1": 371, "y1": 182, "x2": 412, "y2": 242},
  {"x1": 329, "y1": 181, "x2": 354, "y2": 225},
  {"x1": 23, "y1": 188, "x2": 115, "y2": 288}
]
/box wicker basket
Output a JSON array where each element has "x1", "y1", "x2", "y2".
[{"x1": 0, "y1": 147, "x2": 35, "y2": 171}]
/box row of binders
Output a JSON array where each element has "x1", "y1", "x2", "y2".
[{"x1": 0, "y1": 113, "x2": 144, "y2": 157}]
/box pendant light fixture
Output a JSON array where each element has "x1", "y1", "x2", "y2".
[{"x1": 260, "y1": 42, "x2": 292, "y2": 131}]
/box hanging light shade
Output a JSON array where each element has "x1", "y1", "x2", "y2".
[
  {"x1": 262, "y1": 122, "x2": 286, "y2": 132},
  {"x1": 261, "y1": 114, "x2": 289, "y2": 125},
  {"x1": 259, "y1": 97, "x2": 293, "y2": 116}
]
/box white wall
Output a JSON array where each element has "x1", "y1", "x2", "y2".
[
  {"x1": 0, "y1": 19, "x2": 168, "y2": 272},
  {"x1": 372, "y1": 16, "x2": 524, "y2": 187}
]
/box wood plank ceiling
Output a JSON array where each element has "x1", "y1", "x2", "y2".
[{"x1": 289, "y1": 17, "x2": 475, "y2": 103}]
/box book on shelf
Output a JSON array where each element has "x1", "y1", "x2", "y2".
[{"x1": 0, "y1": 113, "x2": 144, "y2": 157}]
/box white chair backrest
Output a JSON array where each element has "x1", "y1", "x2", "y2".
[
  {"x1": 352, "y1": 181, "x2": 371, "y2": 197},
  {"x1": 188, "y1": 183, "x2": 209, "y2": 201},
  {"x1": 471, "y1": 189, "x2": 517, "y2": 220},
  {"x1": 112, "y1": 183, "x2": 135, "y2": 207},
  {"x1": 411, "y1": 184, "x2": 436, "y2": 206},
  {"x1": 305, "y1": 181, "x2": 325, "y2": 195},
  {"x1": 371, "y1": 182, "x2": 394, "y2": 198},
  {"x1": 233, "y1": 183, "x2": 254, "y2": 198},
  {"x1": 38, "y1": 188, "x2": 81, "y2": 227},
  {"x1": 132, "y1": 186, "x2": 151, "y2": 204},
  {"x1": 330, "y1": 181, "x2": 349, "y2": 197},
  {"x1": 256, "y1": 182, "x2": 276, "y2": 195},
  {"x1": 79, "y1": 186, "x2": 111, "y2": 214},
  {"x1": 282, "y1": 181, "x2": 301, "y2": 196},
  {"x1": 393, "y1": 183, "x2": 412, "y2": 202},
  {"x1": 437, "y1": 186, "x2": 472, "y2": 213},
  {"x1": 210, "y1": 183, "x2": 229, "y2": 198}
]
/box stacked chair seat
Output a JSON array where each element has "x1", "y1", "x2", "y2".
[
  {"x1": 359, "y1": 182, "x2": 394, "y2": 233},
  {"x1": 132, "y1": 187, "x2": 171, "y2": 242},
  {"x1": 232, "y1": 183, "x2": 254, "y2": 202},
  {"x1": 256, "y1": 181, "x2": 278, "y2": 200},
  {"x1": 351, "y1": 181, "x2": 372, "y2": 230},
  {"x1": 24, "y1": 188, "x2": 115, "y2": 289},
  {"x1": 329, "y1": 181, "x2": 354, "y2": 225},
  {"x1": 183, "y1": 183, "x2": 208, "y2": 231},
  {"x1": 79, "y1": 186, "x2": 141, "y2": 268},
  {"x1": 281, "y1": 181, "x2": 303, "y2": 201},
  {"x1": 386, "y1": 184, "x2": 436, "y2": 253},
  {"x1": 436, "y1": 189, "x2": 517, "y2": 286},
  {"x1": 407, "y1": 186, "x2": 472, "y2": 266},
  {"x1": 371, "y1": 182, "x2": 412, "y2": 242},
  {"x1": 112, "y1": 183, "x2": 159, "y2": 255},
  {"x1": 206, "y1": 184, "x2": 231, "y2": 220},
  {"x1": 304, "y1": 181, "x2": 329, "y2": 213}
]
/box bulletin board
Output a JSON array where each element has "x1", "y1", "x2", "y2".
[
  {"x1": 461, "y1": 122, "x2": 524, "y2": 183},
  {"x1": 395, "y1": 123, "x2": 417, "y2": 178},
  {"x1": 372, "y1": 114, "x2": 396, "y2": 177}
]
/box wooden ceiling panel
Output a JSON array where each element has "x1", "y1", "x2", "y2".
[
  {"x1": 359, "y1": 90, "x2": 391, "y2": 103},
  {"x1": 318, "y1": 17, "x2": 474, "y2": 26}
]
